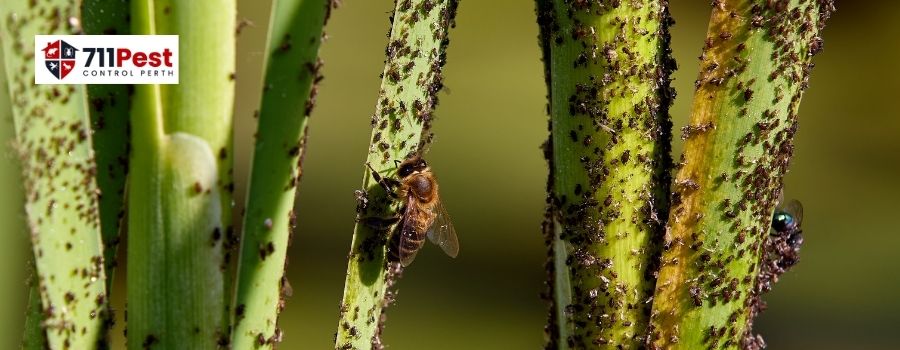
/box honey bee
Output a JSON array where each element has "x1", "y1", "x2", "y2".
[{"x1": 366, "y1": 156, "x2": 459, "y2": 266}]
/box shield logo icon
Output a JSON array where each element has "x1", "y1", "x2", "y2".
[{"x1": 41, "y1": 40, "x2": 78, "y2": 79}]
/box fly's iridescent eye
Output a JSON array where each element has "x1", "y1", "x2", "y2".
[
  {"x1": 772, "y1": 199, "x2": 802, "y2": 233},
  {"x1": 772, "y1": 212, "x2": 794, "y2": 232}
]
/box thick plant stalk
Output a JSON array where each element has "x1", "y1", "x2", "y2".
[
  {"x1": 334, "y1": 0, "x2": 458, "y2": 349},
  {"x1": 82, "y1": 0, "x2": 132, "y2": 291},
  {"x1": 127, "y1": 0, "x2": 235, "y2": 348},
  {"x1": 535, "y1": 0, "x2": 674, "y2": 348},
  {"x1": 231, "y1": 0, "x2": 330, "y2": 348},
  {"x1": 646, "y1": 1, "x2": 833, "y2": 349},
  {"x1": 0, "y1": 40, "x2": 42, "y2": 350},
  {"x1": 0, "y1": 1, "x2": 109, "y2": 349}
]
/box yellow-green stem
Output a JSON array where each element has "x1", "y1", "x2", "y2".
[
  {"x1": 646, "y1": 1, "x2": 833, "y2": 349},
  {"x1": 0, "y1": 38, "x2": 42, "y2": 350},
  {"x1": 334, "y1": 0, "x2": 458, "y2": 349},
  {"x1": 231, "y1": 0, "x2": 331, "y2": 348},
  {"x1": 127, "y1": 0, "x2": 235, "y2": 348},
  {"x1": 1, "y1": 1, "x2": 109, "y2": 348},
  {"x1": 536, "y1": 1, "x2": 674, "y2": 348}
]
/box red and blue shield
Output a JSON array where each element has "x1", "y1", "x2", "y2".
[{"x1": 41, "y1": 40, "x2": 77, "y2": 79}]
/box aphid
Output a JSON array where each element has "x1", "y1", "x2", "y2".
[{"x1": 366, "y1": 156, "x2": 459, "y2": 266}]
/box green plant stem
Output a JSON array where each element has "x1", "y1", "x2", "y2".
[
  {"x1": 22, "y1": 288, "x2": 45, "y2": 349},
  {"x1": 1, "y1": 1, "x2": 109, "y2": 349},
  {"x1": 81, "y1": 0, "x2": 132, "y2": 293},
  {"x1": 536, "y1": 1, "x2": 674, "y2": 348},
  {"x1": 127, "y1": 0, "x2": 235, "y2": 348},
  {"x1": 0, "y1": 39, "x2": 41, "y2": 350},
  {"x1": 23, "y1": 272, "x2": 47, "y2": 349},
  {"x1": 334, "y1": 0, "x2": 458, "y2": 349},
  {"x1": 231, "y1": 0, "x2": 330, "y2": 348},
  {"x1": 646, "y1": 1, "x2": 833, "y2": 349}
]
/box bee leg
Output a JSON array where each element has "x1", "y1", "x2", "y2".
[{"x1": 366, "y1": 162, "x2": 401, "y2": 198}]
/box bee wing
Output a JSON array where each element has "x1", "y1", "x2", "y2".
[
  {"x1": 397, "y1": 196, "x2": 424, "y2": 267},
  {"x1": 426, "y1": 200, "x2": 459, "y2": 258},
  {"x1": 781, "y1": 199, "x2": 803, "y2": 226},
  {"x1": 398, "y1": 223, "x2": 421, "y2": 267}
]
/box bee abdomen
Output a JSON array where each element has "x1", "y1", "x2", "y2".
[{"x1": 389, "y1": 228, "x2": 425, "y2": 264}]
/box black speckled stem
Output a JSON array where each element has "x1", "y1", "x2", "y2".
[
  {"x1": 0, "y1": 1, "x2": 109, "y2": 348},
  {"x1": 334, "y1": 0, "x2": 458, "y2": 349},
  {"x1": 536, "y1": 1, "x2": 675, "y2": 348},
  {"x1": 231, "y1": 0, "x2": 332, "y2": 348},
  {"x1": 646, "y1": 1, "x2": 833, "y2": 349}
]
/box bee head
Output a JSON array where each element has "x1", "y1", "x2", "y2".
[{"x1": 398, "y1": 157, "x2": 428, "y2": 178}]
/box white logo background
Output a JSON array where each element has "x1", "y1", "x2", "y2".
[{"x1": 35, "y1": 35, "x2": 179, "y2": 85}]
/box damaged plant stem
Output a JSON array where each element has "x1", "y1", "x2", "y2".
[
  {"x1": 231, "y1": 0, "x2": 330, "y2": 348},
  {"x1": 127, "y1": 0, "x2": 235, "y2": 348},
  {"x1": 334, "y1": 0, "x2": 457, "y2": 349},
  {"x1": 1, "y1": 1, "x2": 109, "y2": 349},
  {"x1": 646, "y1": 1, "x2": 833, "y2": 349},
  {"x1": 535, "y1": 0, "x2": 674, "y2": 348}
]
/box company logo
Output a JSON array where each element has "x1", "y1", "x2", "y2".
[
  {"x1": 41, "y1": 40, "x2": 78, "y2": 79},
  {"x1": 35, "y1": 35, "x2": 179, "y2": 84}
]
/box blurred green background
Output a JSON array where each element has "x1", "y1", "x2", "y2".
[{"x1": 2, "y1": 1, "x2": 898, "y2": 349}]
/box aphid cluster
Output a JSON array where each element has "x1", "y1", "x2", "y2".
[
  {"x1": 647, "y1": 1, "x2": 833, "y2": 349},
  {"x1": 742, "y1": 199, "x2": 804, "y2": 350},
  {"x1": 337, "y1": 1, "x2": 459, "y2": 349},
  {"x1": 536, "y1": 0, "x2": 676, "y2": 348},
  {"x1": 4, "y1": 2, "x2": 111, "y2": 348}
]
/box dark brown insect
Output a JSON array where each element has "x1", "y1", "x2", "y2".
[{"x1": 366, "y1": 156, "x2": 459, "y2": 266}]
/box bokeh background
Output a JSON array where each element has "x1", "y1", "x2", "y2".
[{"x1": 2, "y1": 1, "x2": 898, "y2": 349}]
